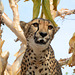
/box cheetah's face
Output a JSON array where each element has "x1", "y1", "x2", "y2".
[
  {"x1": 20, "y1": 18, "x2": 59, "y2": 45},
  {"x1": 28, "y1": 19, "x2": 59, "y2": 45}
]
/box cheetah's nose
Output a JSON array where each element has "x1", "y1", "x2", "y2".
[{"x1": 39, "y1": 32, "x2": 47, "y2": 37}]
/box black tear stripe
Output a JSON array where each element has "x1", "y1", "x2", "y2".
[{"x1": 34, "y1": 25, "x2": 39, "y2": 37}]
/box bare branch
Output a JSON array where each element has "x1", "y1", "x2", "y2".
[
  {"x1": 1, "y1": 0, "x2": 27, "y2": 44},
  {"x1": 1, "y1": 13, "x2": 12, "y2": 26},
  {"x1": 0, "y1": 51, "x2": 9, "y2": 75},
  {"x1": 0, "y1": 4, "x2": 9, "y2": 74},
  {"x1": 56, "y1": 8, "x2": 75, "y2": 18},
  {"x1": 58, "y1": 58, "x2": 70, "y2": 67},
  {"x1": 0, "y1": 0, "x2": 27, "y2": 74}
]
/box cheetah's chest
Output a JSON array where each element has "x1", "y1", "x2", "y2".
[
  {"x1": 26, "y1": 60, "x2": 50, "y2": 75},
  {"x1": 21, "y1": 47, "x2": 51, "y2": 75},
  {"x1": 21, "y1": 46, "x2": 62, "y2": 75}
]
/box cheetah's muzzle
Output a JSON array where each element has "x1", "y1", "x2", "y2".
[{"x1": 34, "y1": 36, "x2": 49, "y2": 44}]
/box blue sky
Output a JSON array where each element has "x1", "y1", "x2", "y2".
[{"x1": 2, "y1": 0, "x2": 75, "y2": 75}]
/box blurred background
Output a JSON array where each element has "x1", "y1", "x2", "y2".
[{"x1": 2, "y1": 0, "x2": 75, "y2": 75}]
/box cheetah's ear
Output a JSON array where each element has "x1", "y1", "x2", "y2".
[
  {"x1": 20, "y1": 21, "x2": 30, "y2": 36},
  {"x1": 54, "y1": 27, "x2": 60, "y2": 34}
]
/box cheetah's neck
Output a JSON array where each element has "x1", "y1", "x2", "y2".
[{"x1": 27, "y1": 44, "x2": 55, "y2": 61}]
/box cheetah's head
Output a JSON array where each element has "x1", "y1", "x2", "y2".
[{"x1": 20, "y1": 18, "x2": 59, "y2": 46}]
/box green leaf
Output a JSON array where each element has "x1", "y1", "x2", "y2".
[
  {"x1": 42, "y1": 0, "x2": 58, "y2": 27},
  {"x1": 32, "y1": 0, "x2": 41, "y2": 19},
  {"x1": 66, "y1": 72, "x2": 68, "y2": 75}
]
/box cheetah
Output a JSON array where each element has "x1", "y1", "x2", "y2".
[{"x1": 20, "y1": 18, "x2": 62, "y2": 75}]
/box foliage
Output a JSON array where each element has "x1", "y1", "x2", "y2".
[
  {"x1": 42, "y1": 0, "x2": 58, "y2": 27},
  {"x1": 32, "y1": 0, "x2": 41, "y2": 19},
  {"x1": 24, "y1": 0, "x2": 58, "y2": 27}
]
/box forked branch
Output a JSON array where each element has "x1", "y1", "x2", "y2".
[
  {"x1": 1, "y1": 0, "x2": 27, "y2": 44},
  {"x1": 56, "y1": 8, "x2": 75, "y2": 18}
]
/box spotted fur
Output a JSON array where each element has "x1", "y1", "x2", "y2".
[{"x1": 20, "y1": 18, "x2": 62, "y2": 75}]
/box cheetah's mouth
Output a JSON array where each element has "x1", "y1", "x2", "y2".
[{"x1": 34, "y1": 36, "x2": 49, "y2": 44}]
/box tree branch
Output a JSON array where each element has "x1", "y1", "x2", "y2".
[
  {"x1": 56, "y1": 8, "x2": 75, "y2": 18},
  {"x1": 58, "y1": 58, "x2": 70, "y2": 67},
  {"x1": 0, "y1": 3, "x2": 9, "y2": 74},
  {"x1": 0, "y1": 50, "x2": 9, "y2": 75},
  {"x1": 1, "y1": 0, "x2": 27, "y2": 45}
]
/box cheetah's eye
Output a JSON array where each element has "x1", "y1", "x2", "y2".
[
  {"x1": 48, "y1": 25, "x2": 53, "y2": 30},
  {"x1": 33, "y1": 23, "x2": 39, "y2": 27}
]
